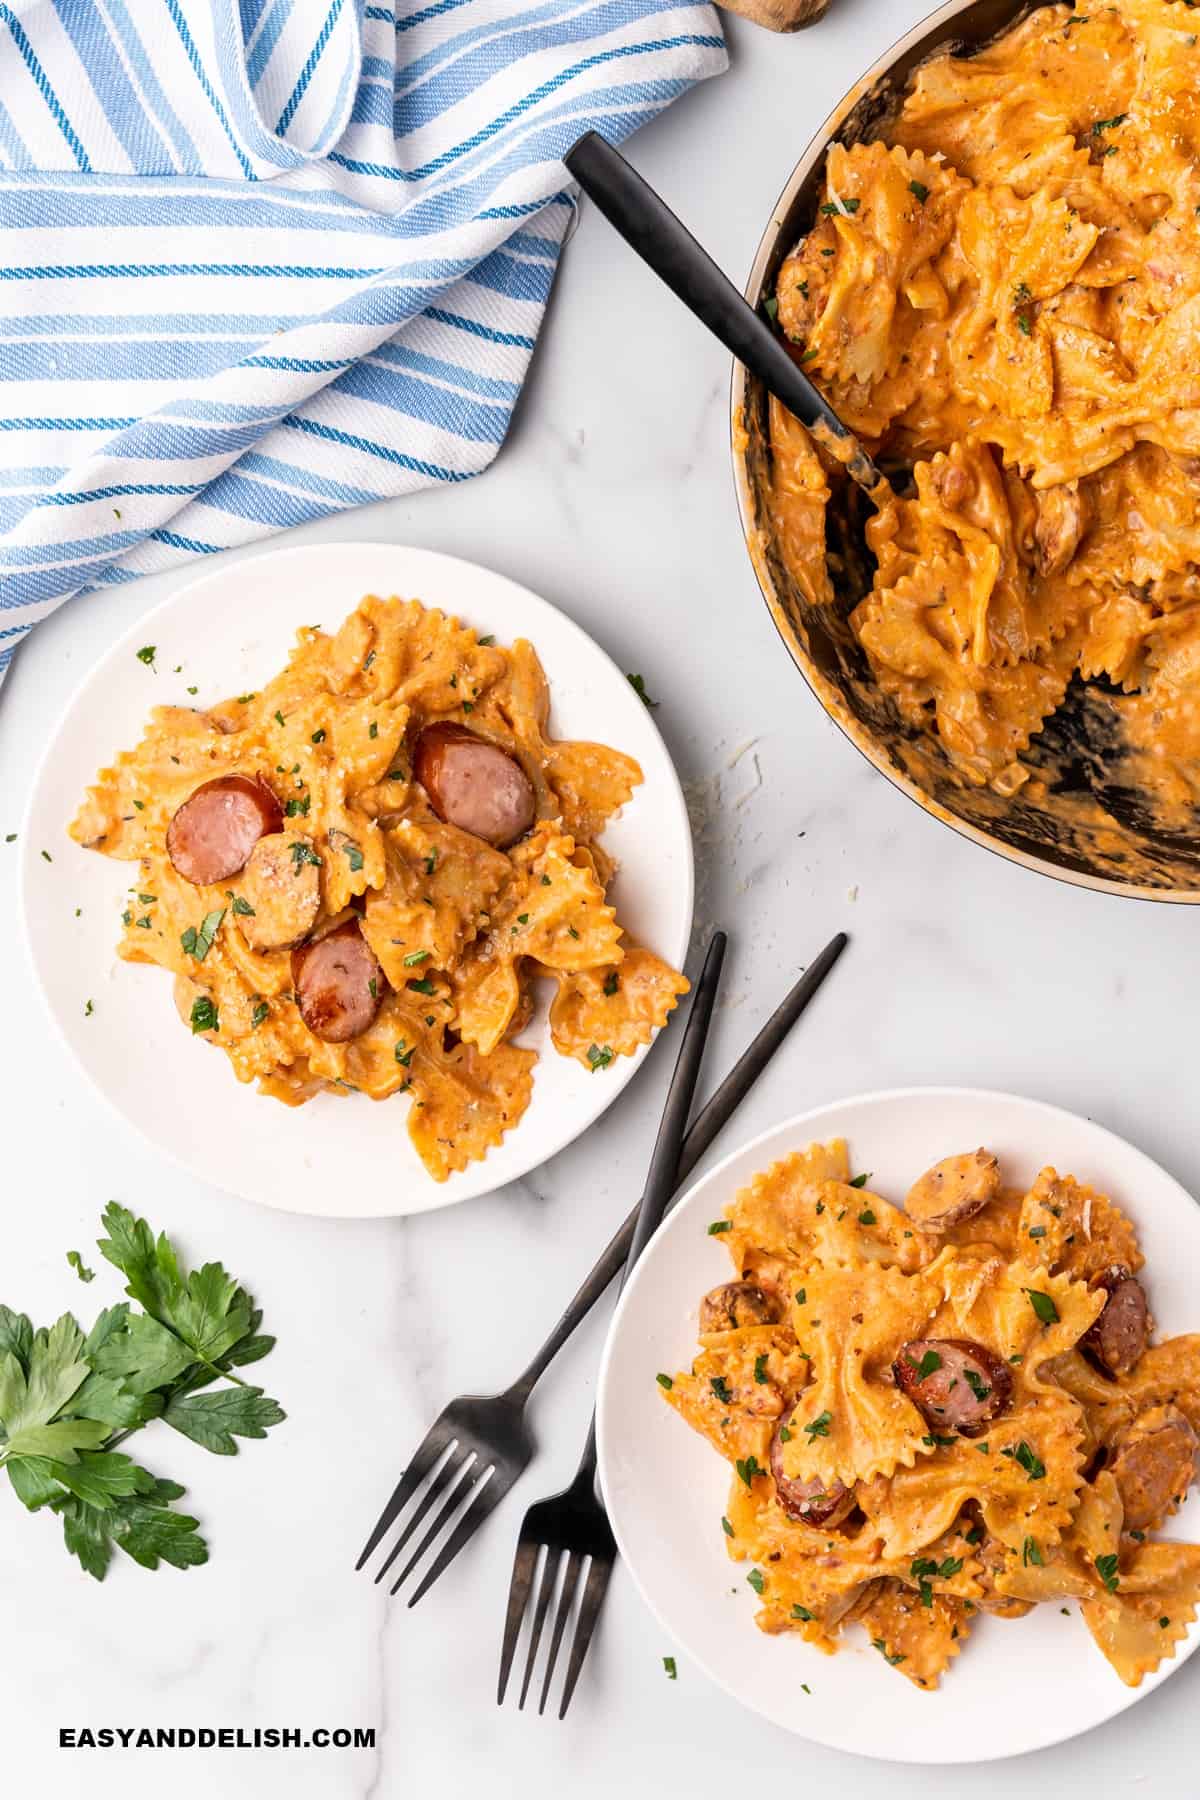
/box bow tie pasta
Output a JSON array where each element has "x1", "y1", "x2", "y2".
[
  {"x1": 662, "y1": 1143, "x2": 1200, "y2": 1690},
  {"x1": 70, "y1": 595, "x2": 687, "y2": 1182},
  {"x1": 767, "y1": 0, "x2": 1200, "y2": 830}
]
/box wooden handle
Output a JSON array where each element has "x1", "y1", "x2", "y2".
[{"x1": 717, "y1": 0, "x2": 831, "y2": 30}]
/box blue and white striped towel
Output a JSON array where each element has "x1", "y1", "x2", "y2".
[{"x1": 0, "y1": 0, "x2": 726, "y2": 676}]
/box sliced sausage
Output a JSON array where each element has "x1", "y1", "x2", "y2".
[
  {"x1": 292, "y1": 919, "x2": 384, "y2": 1043},
  {"x1": 893, "y1": 1337, "x2": 1013, "y2": 1438},
  {"x1": 235, "y1": 833, "x2": 322, "y2": 952},
  {"x1": 905, "y1": 1149, "x2": 999, "y2": 1234},
  {"x1": 413, "y1": 722, "x2": 535, "y2": 848},
  {"x1": 166, "y1": 775, "x2": 282, "y2": 885},
  {"x1": 699, "y1": 1281, "x2": 783, "y2": 1334},
  {"x1": 1109, "y1": 1405, "x2": 1198, "y2": 1532},
  {"x1": 769, "y1": 1418, "x2": 855, "y2": 1528},
  {"x1": 1032, "y1": 481, "x2": 1091, "y2": 576},
  {"x1": 1082, "y1": 1266, "x2": 1149, "y2": 1377}
]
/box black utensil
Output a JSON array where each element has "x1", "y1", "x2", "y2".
[
  {"x1": 356, "y1": 930, "x2": 848, "y2": 1605},
  {"x1": 564, "y1": 130, "x2": 887, "y2": 500},
  {"x1": 496, "y1": 930, "x2": 726, "y2": 1719}
]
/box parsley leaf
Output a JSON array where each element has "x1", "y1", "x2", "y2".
[
  {"x1": 627, "y1": 673, "x2": 659, "y2": 708},
  {"x1": 1024, "y1": 1288, "x2": 1059, "y2": 1326}
]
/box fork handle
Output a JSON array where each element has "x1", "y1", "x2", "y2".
[{"x1": 503, "y1": 931, "x2": 848, "y2": 1403}]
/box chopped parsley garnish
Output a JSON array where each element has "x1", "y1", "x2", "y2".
[
  {"x1": 587, "y1": 1044, "x2": 615, "y2": 1072},
  {"x1": 746, "y1": 1568, "x2": 765, "y2": 1595},
  {"x1": 84, "y1": 999, "x2": 94, "y2": 1017},
  {"x1": 908, "y1": 179, "x2": 930, "y2": 202},
  {"x1": 424, "y1": 850, "x2": 438, "y2": 877},
  {"x1": 403, "y1": 950, "x2": 430, "y2": 967},
  {"x1": 922, "y1": 1432, "x2": 958, "y2": 1448},
  {"x1": 656, "y1": 1373, "x2": 673, "y2": 1390},
  {"x1": 820, "y1": 196, "x2": 860, "y2": 216},
  {"x1": 872, "y1": 1638, "x2": 905, "y2": 1665},
  {"x1": 910, "y1": 1349, "x2": 942, "y2": 1381},
  {"x1": 735, "y1": 1456, "x2": 762, "y2": 1489},
  {"x1": 1027, "y1": 1224, "x2": 1047, "y2": 1239},
  {"x1": 707, "y1": 1220, "x2": 732, "y2": 1235},
  {"x1": 136, "y1": 645, "x2": 156, "y2": 668},
  {"x1": 603, "y1": 971, "x2": 619, "y2": 996},
  {"x1": 1013, "y1": 1440, "x2": 1046, "y2": 1481},
  {"x1": 567, "y1": 924, "x2": 580, "y2": 940},
  {"x1": 342, "y1": 841, "x2": 364, "y2": 873},
  {"x1": 250, "y1": 1001, "x2": 269, "y2": 1029},
  {"x1": 627, "y1": 672, "x2": 658, "y2": 708},
  {"x1": 963, "y1": 1367, "x2": 991, "y2": 1402},
  {"x1": 1022, "y1": 1536, "x2": 1044, "y2": 1567},
  {"x1": 1024, "y1": 1287, "x2": 1059, "y2": 1326},
  {"x1": 368, "y1": 721, "x2": 378, "y2": 739},
  {"x1": 180, "y1": 907, "x2": 225, "y2": 963},
  {"x1": 407, "y1": 977, "x2": 437, "y2": 996},
  {"x1": 662, "y1": 1656, "x2": 677, "y2": 1680},
  {"x1": 848, "y1": 1172, "x2": 870, "y2": 1188},
  {"x1": 753, "y1": 1354, "x2": 769, "y2": 1385},
  {"x1": 273, "y1": 710, "x2": 286, "y2": 728},
  {"x1": 1092, "y1": 113, "x2": 1127, "y2": 133},
  {"x1": 1094, "y1": 1553, "x2": 1120, "y2": 1592},
  {"x1": 230, "y1": 894, "x2": 255, "y2": 916},
  {"x1": 290, "y1": 842, "x2": 321, "y2": 870},
  {"x1": 721, "y1": 1516, "x2": 734, "y2": 1537},
  {"x1": 791, "y1": 1603, "x2": 814, "y2": 1622},
  {"x1": 794, "y1": 1287, "x2": 806, "y2": 1306},
  {"x1": 394, "y1": 1041, "x2": 415, "y2": 1067},
  {"x1": 803, "y1": 1410, "x2": 832, "y2": 1440},
  {"x1": 762, "y1": 294, "x2": 779, "y2": 321},
  {"x1": 285, "y1": 795, "x2": 310, "y2": 818},
  {"x1": 189, "y1": 995, "x2": 218, "y2": 1034},
  {"x1": 478, "y1": 635, "x2": 495, "y2": 646},
  {"x1": 857, "y1": 1209, "x2": 877, "y2": 1226},
  {"x1": 311, "y1": 728, "x2": 326, "y2": 744}
]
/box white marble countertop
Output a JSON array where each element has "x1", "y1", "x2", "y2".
[{"x1": 2, "y1": 1, "x2": 1197, "y2": 1794}]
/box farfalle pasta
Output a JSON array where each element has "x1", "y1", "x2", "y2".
[
  {"x1": 70, "y1": 594, "x2": 687, "y2": 1181},
  {"x1": 767, "y1": 0, "x2": 1200, "y2": 821},
  {"x1": 662, "y1": 1142, "x2": 1200, "y2": 1689}
]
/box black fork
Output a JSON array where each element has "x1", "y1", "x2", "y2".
[
  {"x1": 496, "y1": 932, "x2": 726, "y2": 1718},
  {"x1": 356, "y1": 932, "x2": 848, "y2": 1604}
]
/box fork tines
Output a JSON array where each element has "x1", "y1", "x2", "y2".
[
  {"x1": 356, "y1": 1405, "x2": 518, "y2": 1606},
  {"x1": 497, "y1": 1489, "x2": 617, "y2": 1718}
]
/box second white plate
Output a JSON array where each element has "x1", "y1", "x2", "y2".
[
  {"x1": 20, "y1": 542, "x2": 693, "y2": 1218},
  {"x1": 596, "y1": 1087, "x2": 1200, "y2": 1763}
]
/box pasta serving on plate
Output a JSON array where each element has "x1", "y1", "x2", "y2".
[
  {"x1": 661, "y1": 1140, "x2": 1200, "y2": 1688},
  {"x1": 768, "y1": 0, "x2": 1200, "y2": 822},
  {"x1": 70, "y1": 594, "x2": 687, "y2": 1182}
]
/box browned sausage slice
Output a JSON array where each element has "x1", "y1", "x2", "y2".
[
  {"x1": 1109, "y1": 1405, "x2": 1198, "y2": 1532},
  {"x1": 1083, "y1": 1266, "x2": 1150, "y2": 1377},
  {"x1": 292, "y1": 920, "x2": 384, "y2": 1043},
  {"x1": 893, "y1": 1337, "x2": 1013, "y2": 1438},
  {"x1": 769, "y1": 1419, "x2": 855, "y2": 1528},
  {"x1": 698, "y1": 1281, "x2": 783, "y2": 1334},
  {"x1": 413, "y1": 722, "x2": 535, "y2": 847},
  {"x1": 235, "y1": 833, "x2": 322, "y2": 952},
  {"x1": 166, "y1": 775, "x2": 283, "y2": 885},
  {"x1": 905, "y1": 1149, "x2": 999, "y2": 1233}
]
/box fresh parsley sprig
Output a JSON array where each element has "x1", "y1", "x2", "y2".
[{"x1": 0, "y1": 1204, "x2": 284, "y2": 1580}]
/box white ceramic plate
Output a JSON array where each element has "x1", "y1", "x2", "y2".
[
  {"x1": 597, "y1": 1087, "x2": 1200, "y2": 1764},
  {"x1": 20, "y1": 543, "x2": 693, "y2": 1218}
]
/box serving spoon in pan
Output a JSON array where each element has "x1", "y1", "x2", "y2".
[{"x1": 563, "y1": 130, "x2": 891, "y2": 504}]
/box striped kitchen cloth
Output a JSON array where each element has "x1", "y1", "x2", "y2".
[{"x1": 0, "y1": 0, "x2": 726, "y2": 676}]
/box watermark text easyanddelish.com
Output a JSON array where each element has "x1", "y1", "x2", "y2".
[{"x1": 59, "y1": 1726, "x2": 374, "y2": 1750}]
